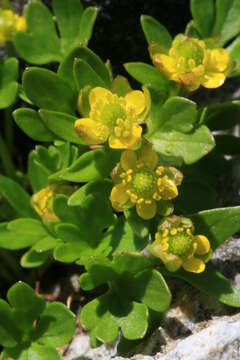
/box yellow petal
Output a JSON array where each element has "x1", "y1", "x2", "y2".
[
  {"x1": 182, "y1": 257, "x2": 205, "y2": 273},
  {"x1": 210, "y1": 49, "x2": 229, "y2": 72},
  {"x1": 152, "y1": 54, "x2": 176, "y2": 75},
  {"x1": 125, "y1": 90, "x2": 146, "y2": 115},
  {"x1": 159, "y1": 178, "x2": 178, "y2": 200},
  {"x1": 75, "y1": 118, "x2": 109, "y2": 145},
  {"x1": 194, "y1": 235, "x2": 210, "y2": 255},
  {"x1": 161, "y1": 252, "x2": 182, "y2": 272},
  {"x1": 89, "y1": 87, "x2": 112, "y2": 107},
  {"x1": 16, "y1": 16, "x2": 27, "y2": 31},
  {"x1": 139, "y1": 142, "x2": 158, "y2": 170},
  {"x1": 110, "y1": 183, "x2": 129, "y2": 211},
  {"x1": 136, "y1": 201, "x2": 157, "y2": 220},
  {"x1": 120, "y1": 150, "x2": 137, "y2": 171},
  {"x1": 109, "y1": 125, "x2": 142, "y2": 150},
  {"x1": 202, "y1": 73, "x2": 226, "y2": 89}
]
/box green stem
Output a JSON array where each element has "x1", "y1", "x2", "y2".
[{"x1": 0, "y1": 132, "x2": 15, "y2": 178}]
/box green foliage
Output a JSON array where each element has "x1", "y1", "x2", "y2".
[
  {"x1": 80, "y1": 253, "x2": 170, "y2": 343},
  {"x1": 1, "y1": 0, "x2": 240, "y2": 354},
  {"x1": 190, "y1": 207, "x2": 240, "y2": 250},
  {"x1": 0, "y1": 58, "x2": 19, "y2": 109},
  {"x1": 14, "y1": 0, "x2": 97, "y2": 65},
  {"x1": 146, "y1": 96, "x2": 215, "y2": 165},
  {"x1": 0, "y1": 282, "x2": 75, "y2": 359}
]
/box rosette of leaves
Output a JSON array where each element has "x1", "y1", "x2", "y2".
[
  {"x1": 0, "y1": 282, "x2": 75, "y2": 359},
  {"x1": 0, "y1": 142, "x2": 80, "y2": 268},
  {"x1": 79, "y1": 253, "x2": 171, "y2": 345},
  {"x1": 14, "y1": 0, "x2": 98, "y2": 65}
]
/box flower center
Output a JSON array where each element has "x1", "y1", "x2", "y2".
[
  {"x1": 171, "y1": 35, "x2": 205, "y2": 71},
  {"x1": 101, "y1": 100, "x2": 126, "y2": 127},
  {"x1": 168, "y1": 233, "x2": 192, "y2": 256},
  {"x1": 132, "y1": 170, "x2": 155, "y2": 196}
]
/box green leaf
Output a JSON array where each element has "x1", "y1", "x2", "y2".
[
  {"x1": 53, "y1": 194, "x2": 81, "y2": 225},
  {"x1": 33, "y1": 236, "x2": 58, "y2": 253},
  {"x1": 130, "y1": 269, "x2": 171, "y2": 312},
  {"x1": 140, "y1": 15, "x2": 172, "y2": 51},
  {"x1": 13, "y1": 108, "x2": 56, "y2": 142},
  {"x1": 0, "y1": 219, "x2": 49, "y2": 250},
  {"x1": 148, "y1": 96, "x2": 197, "y2": 134},
  {"x1": 50, "y1": 148, "x2": 120, "y2": 182},
  {"x1": 80, "y1": 254, "x2": 170, "y2": 343},
  {"x1": 167, "y1": 267, "x2": 240, "y2": 307},
  {"x1": 52, "y1": 0, "x2": 83, "y2": 42},
  {"x1": 118, "y1": 302, "x2": 148, "y2": 340},
  {"x1": 26, "y1": 344, "x2": 62, "y2": 360},
  {"x1": 110, "y1": 217, "x2": 149, "y2": 255},
  {"x1": 227, "y1": 36, "x2": 240, "y2": 77},
  {"x1": 0, "y1": 58, "x2": 19, "y2": 109},
  {"x1": 14, "y1": 1, "x2": 61, "y2": 64},
  {"x1": 213, "y1": 0, "x2": 240, "y2": 46},
  {"x1": 20, "y1": 248, "x2": 51, "y2": 268},
  {"x1": 23, "y1": 67, "x2": 77, "y2": 114},
  {"x1": 35, "y1": 302, "x2": 75, "y2": 347},
  {"x1": 124, "y1": 62, "x2": 169, "y2": 92},
  {"x1": 7, "y1": 282, "x2": 45, "y2": 331},
  {"x1": 124, "y1": 208, "x2": 150, "y2": 238},
  {"x1": 39, "y1": 109, "x2": 84, "y2": 144},
  {"x1": 0, "y1": 175, "x2": 36, "y2": 218},
  {"x1": 68, "y1": 179, "x2": 112, "y2": 206},
  {"x1": 0, "y1": 300, "x2": 20, "y2": 347},
  {"x1": 147, "y1": 125, "x2": 215, "y2": 165},
  {"x1": 111, "y1": 75, "x2": 132, "y2": 97},
  {"x1": 190, "y1": 207, "x2": 240, "y2": 250},
  {"x1": 201, "y1": 101, "x2": 240, "y2": 130},
  {"x1": 73, "y1": 58, "x2": 106, "y2": 90},
  {"x1": 78, "y1": 7, "x2": 98, "y2": 46},
  {"x1": 58, "y1": 46, "x2": 111, "y2": 90},
  {"x1": 54, "y1": 195, "x2": 115, "y2": 264},
  {"x1": 190, "y1": 0, "x2": 215, "y2": 37}
]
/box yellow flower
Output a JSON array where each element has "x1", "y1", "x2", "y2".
[
  {"x1": 110, "y1": 143, "x2": 183, "y2": 220},
  {"x1": 150, "y1": 216, "x2": 212, "y2": 273},
  {"x1": 31, "y1": 184, "x2": 72, "y2": 222},
  {"x1": 150, "y1": 34, "x2": 231, "y2": 91},
  {"x1": 0, "y1": 9, "x2": 26, "y2": 45},
  {"x1": 31, "y1": 186, "x2": 59, "y2": 222},
  {"x1": 75, "y1": 87, "x2": 150, "y2": 150}
]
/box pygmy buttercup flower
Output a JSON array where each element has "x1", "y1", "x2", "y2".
[
  {"x1": 0, "y1": 9, "x2": 26, "y2": 45},
  {"x1": 150, "y1": 34, "x2": 231, "y2": 91},
  {"x1": 110, "y1": 143, "x2": 183, "y2": 220},
  {"x1": 31, "y1": 184, "x2": 72, "y2": 222},
  {"x1": 75, "y1": 87, "x2": 150, "y2": 150},
  {"x1": 150, "y1": 216, "x2": 212, "y2": 273},
  {"x1": 31, "y1": 185, "x2": 59, "y2": 222}
]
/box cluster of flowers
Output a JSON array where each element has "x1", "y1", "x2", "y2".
[{"x1": 3, "y1": 8, "x2": 232, "y2": 274}]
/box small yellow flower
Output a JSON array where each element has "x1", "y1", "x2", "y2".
[
  {"x1": 0, "y1": 9, "x2": 26, "y2": 45},
  {"x1": 32, "y1": 186, "x2": 59, "y2": 222},
  {"x1": 31, "y1": 184, "x2": 72, "y2": 222},
  {"x1": 150, "y1": 216, "x2": 212, "y2": 273},
  {"x1": 75, "y1": 87, "x2": 150, "y2": 150},
  {"x1": 150, "y1": 34, "x2": 231, "y2": 91},
  {"x1": 110, "y1": 143, "x2": 183, "y2": 220}
]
